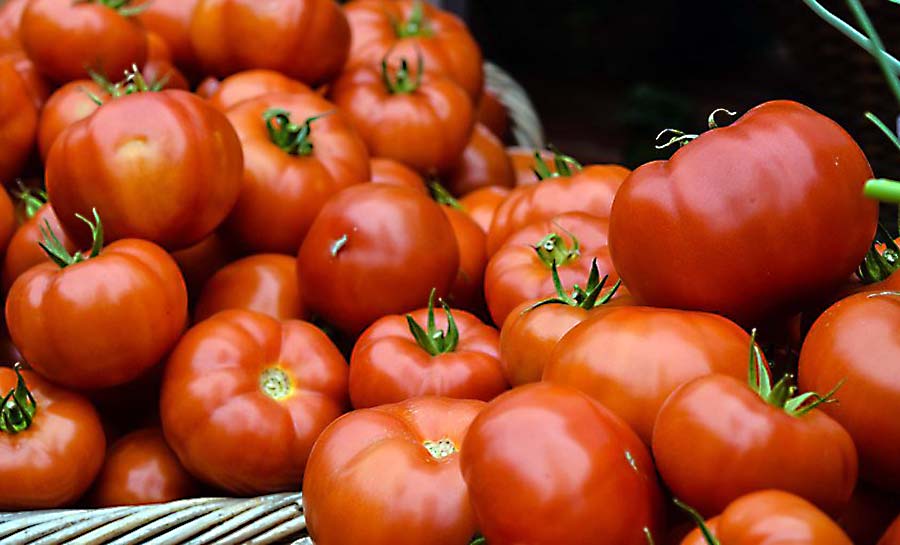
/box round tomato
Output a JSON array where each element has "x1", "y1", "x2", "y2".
[
  {"x1": 161, "y1": 310, "x2": 348, "y2": 494},
  {"x1": 443, "y1": 123, "x2": 515, "y2": 196},
  {"x1": 0, "y1": 53, "x2": 37, "y2": 186},
  {"x1": 460, "y1": 382, "x2": 662, "y2": 545},
  {"x1": 508, "y1": 147, "x2": 557, "y2": 186},
  {"x1": 0, "y1": 0, "x2": 26, "y2": 55},
  {"x1": 442, "y1": 204, "x2": 488, "y2": 312},
  {"x1": 37, "y1": 80, "x2": 106, "y2": 161},
  {"x1": 0, "y1": 366, "x2": 106, "y2": 509},
  {"x1": 135, "y1": 0, "x2": 199, "y2": 72},
  {"x1": 194, "y1": 254, "x2": 304, "y2": 323},
  {"x1": 297, "y1": 184, "x2": 459, "y2": 335},
  {"x1": 370, "y1": 157, "x2": 428, "y2": 195},
  {"x1": 190, "y1": 0, "x2": 349, "y2": 85},
  {"x1": 206, "y1": 69, "x2": 313, "y2": 112},
  {"x1": 458, "y1": 185, "x2": 510, "y2": 233},
  {"x1": 882, "y1": 515, "x2": 900, "y2": 545},
  {"x1": 2, "y1": 199, "x2": 75, "y2": 291},
  {"x1": 170, "y1": 233, "x2": 235, "y2": 301},
  {"x1": 47, "y1": 89, "x2": 243, "y2": 251},
  {"x1": 222, "y1": 92, "x2": 370, "y2": 254},
  {"x1": 303, "y1": 396, "x2": 483, "y2": 545},
  {"x1": 91, "y1": 427, "x2": 197, "y2": 507},
  {"x1": 477, "y1": 87, "x2": 509, "y2": 141}
]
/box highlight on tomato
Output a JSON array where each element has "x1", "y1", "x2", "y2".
[{"x1": 37, "y1": 79, "x2": 107, "y2": 161}]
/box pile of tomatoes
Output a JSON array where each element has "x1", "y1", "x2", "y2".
[{"x1": 0, "y1": 0, "x2": 899, "y2": 544}]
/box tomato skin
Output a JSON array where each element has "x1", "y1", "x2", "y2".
[
  {"x1": 6, "y1": 239, "x2": 188, "y2": 390},
  {"x1": 0, "y1": 369, "x2": 106, "y2": 509},
  {"x1": 881, "y1": 515, "x2": 900, "y2": 545},
  {"x1": 610, "y1": 101, "x2": 877, "y2": 326},
  {"x1": 91, "y1": 428, "x2": 197, "y2": 507},
  {"x1": 0, "y1": 188, "x2": 15, "y2": 257},
  {"x1": 190, "y1": 0, "x2": 350, "y2": 85},
  {"x1": 206, "y1": 70, "x2": 313, "y2": 112},
  {"x1": 0, "y1": 53, "x2": 37, "y2": 186},
  {"x1": 4, "y1": 51, "x2": 50, "y2": 109},
  {"x1": 508, "y1": 147, "x2": 555, "y2": 187},
  {"x1": 0, "y1": 0, "x2": 26, "y2": 55},
  {"x1": 195, "y1": 254, "x2": 305, "y2": 323},
  {"x1": 222, "y1": 92, "x2": 370, "y2": 254},
  {"x1": 370, "y1": 157, "x2": 428, "y2": 195},
  {"x1": 20, "y1": 0, "x2": 147, "y2": 84},
  {"x1": 443, "y1": 205, "x2": 488, "y2": 312},
  {"x1": 477, "y1": 88, "x2": 509, "y2": 141},
  {"x1": 298, "y1": 184, "x2": 460, "y2": 335},
  {"x1": 162, "y1": 310, "x2": 348, "y2": 494},
  {"x1": 799, "y1": 292, "x2": 900, "y2": 492},
  {"x1": 444, "y1": 123, "x2": 515, "y2": 196},
  {"x1": 47, "y1": 90, "x2": 244, "y2": 251},
  {"x1": 170, "y1": 233, "x2": 236, "y2": 300},
  {"x1": 142, "y1": 33, "x2": 190, "y2": 91},
  {"x1": 195, "y1": 76, "x2": 220, "y2": 98},
  {"x1": 458, "y1": 185, "x2": 510, "y2": 233},
  {"x1": 37, "y1": 80, "x2": 106, "y2": 161},
  {"x1": 135, "y1": 0, "x2": 199, "y2": 73},
  {"x1": 460, "y1": 382, "x2": 663, "y2": 545},
  {"x1": 2, "y1": 202, "x2": 75, "y2": 291},
  {"x1": 303, "y1": 396, "x2": 483, "y2": 545}
]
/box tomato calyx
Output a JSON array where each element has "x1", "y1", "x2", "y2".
[
  {"x1": 0, "y1": 364, "x2": 37, "y2": 435},
  {"x1": 382, "y1": 55, "x2": 423, "y2": 95},
  {"x1": 73, "y1": 0, "x2": 148, "y2": 17},
  {"x1": 259, "y1": 367, "x2": 293, "y2": 401},
  {"x1": 429, "y1": 181, "x2": 465, "y2": 210},
  {"x1": 406, "y1": 289, "x2": 459, "y2": 356},
  {"x1": 423, "y1": 437, "x2": 457, "y2": 459},
  {"x1": 857, "y1": 225, "x2": 900, "y2": 283},
  {"x1": 655, "y1": 108, "x2": 737, "y2": 150},
  {"x1": 84, "y1": 66, "x2": 167, "y2": 106},
  {"x1": 532, "y1": 146, "x2": 582, "y2": 180},
  {"x1": 394, "y1": 0, "x2": 433, "y2": 38},
  {"x1": 14, "y1": 182, "x2": 47, "y2": 220},
  {"x1": 527, "y1": 259, "x2": 621, "y2": 312},
  {"x1": 263, "y1": 109, "x2": 331, "y2": 157},
  {"x1": 39, "y1": 208, "x2": 103, "y2": 268},
  {"x1": 534, "y1": 231, "x2": 580, "y2": 269},
  {"x1": 469, "y1": 536, "x2": 486, "y2": 545},
  {"x1": 674, "y1": 497, "x2": 720, "y2": 545}
]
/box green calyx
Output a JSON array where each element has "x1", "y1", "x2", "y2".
[
  {"x1": 407, "y1": 289, "x2": 459, "y2": 356},
  {"x1": 532, "y1": 145, "x2": 582, "y2": 180},
  {"x1": 395, "y1": 0, "x2": 432, "y2": 38},
  {"x1": 655, "y1": 108, "x2": 737, "y2": 150},
  {"x1": 382, "y1": 55, "x2": 424, "y2": 95},
  {"x1": 264, "y1": 109, "x2": 331, "y2": 156},
  {"x1": 468, "y1": 537, "x2": 486, "y2": 545},
  {"x1": 39, "y1": 208, "x2": 103, "y2": 269},
  {"x1": 527, "y1": 258, "x2": 622, "y2": 312},
  {"x1": 85, "y1": 66, "x2": 166, "y2": 106},
  {"x1": 1, "y1": 364, "x2": 37, "y2": 435},
  {"x1": 429, "y1": 181, "x2": 464, "y2": 210},
  {"x1": 15, "y1": 182, "x2": 47, "y2": 220},
  {"x1": 674, "y1": 498, "x2": 719, "y2": 545},
  {"x1": 857, "y1": 224, "x2": 899, "y2": 283},
  {"x1": 534, "y1": 231, "x2": 581, "y2": 269},
  {"x1": 74, "y1": 0, "x2": 147, "y2": 17}
]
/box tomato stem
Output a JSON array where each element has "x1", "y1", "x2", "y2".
[
  {"x1": 0, "y1": 364, "x2": 37, "y2": 435},
  {"x1": 526, "y1": 259, "x2": 621, "y2": 312},
  {"x1": 532, "y1": 147, "x2": 582, "y2": 180},
  {"x1": 864, "y1": 178, "x2": 900, "y2": 204},
  {"x1": 330, "y1": 234, "x2": 348, "y2": 257},
  {"x1": 674, "y1": 498, "x2": 720, "y2": 545},
  {"x1": 14, "y1": 182, "x2": 47, "y2": 220},
  {"x1": 406, "y1": 289, "x2": 459, "y2": 356},
  {"x1": 395, "y1": 0, "x2": 432, "y2": 38},
  {"x1": 857, "y1": 225, "x2": 900, "y2": 283},
  {"x1": 381, "y1": 55, "x2": 424, "y2": 95},
  {"x1": 644, "y1": 528, "x2": 655, "y2": 545},
  {"x1": 263, "y1": 109, "x2": 331, "y2": 156},
  {"x1": 38, "y1": 208, "x2": 103, "y2": 268},
  {"x1": 73, "y1": 0, "x2": 148, "y2": 17},
  {"x1": 429, "y1": 181, "x2": 464, "y2": 210},
  {"x1": 533, "y1": 231, "x2": 581, "y2": 269}
]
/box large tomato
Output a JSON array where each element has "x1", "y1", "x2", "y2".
[
  {"x1": 222, "y1": 92, "x2": 370, "y2": 254},
  {"x1": 609, "y1": 101, "x2": 877, "y2": 326},
  {"x1": 161, "y1": 310, "x2": 349, "y2": 494},
  {"x1": 206, "y1": 69, "x2": 313, "y2": 112},
  {"x1": 190, "y1": 0, "x2": 350, "y2": 85},
  {"x1": 443, "y1": 123, "x2": 515, "y2": 196},
  {"x1": 135, "y1": 0, "x2": 199, "y2": 72},
  {"x1": 0, "y1": 53, "x2": 37, "y2": 186},
  {"x1": 0, "y1": 0, "x2": 26, "y2": 55},
  {"x1": 37, "y1": 80, "x2": 106, "y2": 161},
  {"x1": 303, "y1": 396, "x2": 484, "y2": 545},
  {"x1": 370, "y1": 157, "x2": 428, "y2": 195},
  {"x1": 1, "y1": 198, "x2": 74, "y2": 290},
  {"x1": 458, "y1": 185, "x2": 510, "y2": 232},
  {"x1": 297, "y1": 184, "x2": 459, "y2": 335},
  {"x1": 47, "y1": 90, "x2": 243, "y2": 250},
  {"x1": 460, "y1": 382, "x2": 662, "y2": 545}
]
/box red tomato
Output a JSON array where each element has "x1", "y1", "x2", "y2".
[
  {"x1": 458, "y1": 185, "x2": 510, "y2": 233},
  {"x1": 194, "y1": 254, "x2": 305, "y2": 323},
  {"x1": 610, "y1": 101, "x2": 877, "y2": 326},
  {"x1": 443, "y1": 205, "x2": 488, "y2": 312},
  {"x1": 195, "y1": 76, "x2": 220, "y2": 98},
  {"x1": 170, "y1": 233, "x2": 235, "y2": 301},
  {"x1": 206, "y1": 69, "x2": 313, "y2": 112},
  {"x1": 0, "y1": 0, "x2": 26, "y2": 55},
  {"x1": 461, "y1": 382, "x2": 663, "y2": 545},
  {"x1": 91, "y1": 428, "x2": 197, "y2": 507},
  {"x1": 142, "y1": 32, "x2": 189, "y2": 91},
  {"x1": 190, "y1": 0, "x2": 350, "y2": 85},
  {"x1": 298, "y1": 184, "x2": 459, "y2": 335},
  {"x1": 477, "y1": 87, "x2": 509, "y2": 141},
  {"x1": 47, "y1": 90, "x2": 243, "y2": 250},
  {"x1": 303, "y1": 396, "x2": 484, "y2": 545},
  {"x1": 161, "y1": 310, "x2": 348, "y2": 494},
  {"x1": 443, "y1": 123, "x2": 514, "y2": 196},
  {"x1": 0, "y1": 188, "x2": 15, "y2": 257},
  {"x1": 508, "y1": 147, "x2": 557, "y2": 186},
  {"x1": 882, "y1": 515, "x2": 900, "y2": 545},
  {"x1": 135, "y1": 0, "x2": 199, "y2": 72},
  {"x1": 4, "y1": 51, "x2": 50, "y2": 109},
  {"x1": 2, "y1": 200, "x2": 75, "y2": 291},
  {"x1": 0, "y1": 53, "x2": 37, "y2": 186},
  {"x1": 37, "y1": 80, "x2": 106, "y2": 161},
  {"x1": 20, "y1": 0, "x2": 147, "y2": 84},
  {"x1": 0, "y1": 366, "x2": 106, "y2": 509},
  {"x1": 370, "y1": 157, "x2": 428, "y2": 195},
  {"x1": 222, "y1": 93, "x2": 370, "y2": 254}
]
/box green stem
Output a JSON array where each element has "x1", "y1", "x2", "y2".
[
  {"x1": 406, "y1": 289, "x2": 459, "y2": 356},
  {"x1": 858, "y1": 225, "x2": 900, "y2": 283},
  {"x1": 38, "y1": 208, "x2": 103, "y2": 268},
  {"x1": 263, "y1": 109, "x2": 330, "y2": 156},
  {"x1": 429, "y1": 181, "x2": 464, "y2": 210},
  {"x1": 674, "y1": 498, "x2": 720, "y2": 545},
  {"x1": 382, "y1": 56, "x2": 423, "y2": 95},
  {"x1": 845, "y1": 0, "x2": 900, "y2": 109},
  {"x1": 0, "y1": 365, "x2": 37, "y2": 435},
  {"x1": 534, "y1": 232, "x2": 580, "y2": 268},
  {"x1": 525, "y1": 259, "x2": 621, "y2": 312},
  {"x1": 532, "y1": 147, "x2": 582, "y2": 180},
  {"x1": 395, "y1": 0, "x2": 432, "y2": 37},
  {"x1": 865, "y1": 179, "x2": 900, "y2": 203},
  {"x1": 74, "y1": 0, "x2": 148, "y2": 17},
  {"x1": 15, "y1": 182, "x2": 47, "y2": 220}
]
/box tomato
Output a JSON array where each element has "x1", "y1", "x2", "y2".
[
  {"x1": 461, "y1": 382, "x2": 662, "y2": 545},
  {"x1": 195, "y1": 76, "x2": 220, "y2": 98},
  {"x1": 2, "y1": 200, "x2": 75, "y2": 291},
  {"x1": 190, "y1": 0, "x2": 350, "y2": 86},
  {"x1": 477, "y1": 87, "x2": 509, "y2": 141},
  {"x1": 161, "y1": 310, "x2": 348, "y2": 494},
  {"x1": 0, "y1": 187, "x2": 15, "y2": 257},
  {"x1": 3, "y1": 51, "x2": 50, "y2": 109},
  {"x1": 135, "y1": 0, "x2": 199, "y2": 73},
  {"x1": 609, "y1": 101, "x2": 877, "y2": 326},
  {"x1": 194, "y1": 254, "x2": 305, "y2": 323},
  {"x1": 508, "y1": 147, "x2": 556, "y2": 186},
  {"x1": 47, "y1": 90, "x2": 243, "y2": 251},
  {"x1": 222, "y1": 92, "x2": 369, "y2": 254},
  {"x1": 206, "y1": 69, "x2": 313, "y2": 112},
  {"x1": 330, "y1": 57, "x2": 474, "y2": 174},
  {"x1": 458, "y1": 185, "x2": 510, "y2": 233},
  {"x1": 170, "y1": 233, "x2": 235, "y2": 301},
  {"x1": 799, "y1": 291, "x2": 900, "y2": 492},
  {"x1": 37, "y1": 80, "x2": 106, "y2": 161},
  {"x1": 485, "y1": 211, "x2": 615, "y2": 327},
  {"x1": 443, "y1": 123, "x2": 515, "y2": 196},
  {"x1": 370, "y1": 157, "x2": 428, "y2": 195},
  {"x1": 142, "y1": 32, "x2": 189, "y2": 91},
  {"x1": 881, "y1": 515, "x2": 900, "y2": 545},
  {"x1": 0, "y1": 53, "x2": 37, "y2": 186},
  {"x1": 0, "y1": 0, "x2": 26, "y2": 55},
  {"x1": 303, "y1": 396, "x2": 483, "y2": 545},
  {"x1": 344, "y1": 0, "x2": 483, "y2": 99},
  {"x1": 91, "y1": 427, "x2": 197, "y2": 507},
  {"x1": 544, "y1": 306, "x2": 753, "y2": 444},
  {"x1": 6, "y1": 214, "x2": 188, "y2": 390},
  {"x1": 298, "y1": 184, "x2": 459, "y2": 335},
  {"x1": 443, "y1": 205, "x2": 488, "y2": 312}
]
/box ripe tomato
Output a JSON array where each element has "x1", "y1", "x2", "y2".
[
  {"x1": 3, "y1": 51, "x2": 50, "y2": 109},
  {"x1": 195, "y1": 76, "x2": 220, "y2": 98},
  {"x1": 544, "y1": 306, "x2": 753, "y2": 444},
  {"x1": 190, "y1": 0, "x2": 350, "y2": 85},
  {"x1": 222, "y1": 93, "x2": 370, "y2": 254},
  {"x1": 135, "y1": 0, "x2": 199, "y2": 72},
  {"x1": 344, "y1": 0, "x2": 483, "y2": 99},
  {"x1": 20, "y1": 0, "x2": 147, "y2": 84},
  {"x1": 370, "y1": 157, "x2": 428, "y2": 195},
  {"x1": 443, "y1": 123, "x2": 515, "y2": 196},
  {"x1": 161, "y1": 310, "x2": 348, "y2": 494},
  {"x1": 460, "y1": 382, "x2": 663, "y2": 545},
  {"x1": 170, "y1": 233, "x2": 235, "y2": 300},
  {"x1": 882, "y1": 515, "x2": 900, "y2": 545},
  {"x1": 194, "y1": 254, "x2": 305, "y2": 323},
  {"x1": 303, "y1": 396, "x2": 484, "y2": 545},
  {"x1": 0, "y1": 54, "x2": 37, "y2": 186},
  {"x1": 609, "y1": 101, "x2": 877, "y2": 326},
  {"x1": 206, "y1": 70, "x2": 313, "y2": 112},
  {"x1": 508, "y1": 147, "x2": 556, "y2": 186},
  {"x1": 6, "y1": 213, "x2": 188, "y2": 390},
  {"x1": 443, "y1": 204, "x2": 488, "y2": 312},
  {"x1": 477, "y1": 87, "x2": 509, "y2": 141},
  {"x1": 37, "y1": 80, "x2": 106, "y2": 161},
  {"x1": 141, "y1": 32, "x2": 189, "y2": 91},
  {"x1": 47, "y1": 90, "x2": 243, "y2": 251},
  {"x1": 799, "y1": 291, "x2": 900, "y2": 492},
  {"x1": 458, "y1": 185, "x2": 510, "y2": 232},
  {"x1": 298, "y1": 184, "x2": 459, "y2": 335},
  {"x1": 0, "y1": 366, "x2": 106, "y2": 509},
  {"x1": 91, "y1": 427, "x2": 197, "y2": 507},
  {"x1": 2, "y1": 199, "x2": 74, "y2": 291},
  {"x1": 0, "y1": 0, "x2": 26, "y2": 55},
  {"x1": 0, "y1": 188, "x2": 15, "y2": 256}
]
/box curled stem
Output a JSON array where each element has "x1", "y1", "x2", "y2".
[
  {"x1": 38, "y1": 208, "x2": 103, "y2": 268},
  {"x1": 263, "y1": 109, "x2": 331, "y2": 156},
  {"x1": 406, "y1": 289, "x2": 459, "y2": 355},
  {"x1": 0, "y1": 364, "x2": 37, "y2": 435}
]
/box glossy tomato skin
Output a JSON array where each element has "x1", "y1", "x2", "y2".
[
  {"x1": 461, "y1": 383, "x2": 663, "y2": 545},
  {"x1": 0, "y1": 0, "x2": 26, "y2": 55},
  {"x1": 135, "y1": 0, "x2": 199, "y2": 73},
  {"x1": 206, "y1": 69, "x2": 313, "y2": 112},
  {"x1": 459, "y1": 185, "x2": 510, "y2": 232},
  {"x1": 652, "y1": 374, "x2": 857, "y2": 517},
  {"x1": 0, "y1": 369, "x2": 106, "y2": 509},
  {"x1": 37, "y1": 80, "x2": 106, "y2": 161},
  {"x1": 0, "y1": 53, "x2": 37, "y2": 186},
  {"x1": 443, "y1": 206, "x2": 488, "y2": 312},
  {"x1": 91, "y1": 428, "x2": 197, "y2": 507},
  {"x1": 303, "y1": 396, "x2": 483, "y2": 545},
  {"x1": 170, "y1": 233, "x2": 236, "y2": 300},
  {"x1": 444, "y1": 123, "x2": 515, "y2": 196},
  {"x1": 6, "y1": 239, "x2": 188, "y2": 390},
  {"x1": 190, "y1": 0, "x2": 350, "y2": 85},
  {"x1": 0, "y1": 188, "x2": 15, "y2": 258},
  {"x1": 369, "y1": 157, "x2": 428, "y2": 195},
  {"x1": 194, "y1": 254, "x2": 304, "y2": 323},
  {"x1": 477, "y1": 88, "x2": 509, "y2": 141},
  {"x1": 298, "y1": 184, "x2": 459, "y2": 335},
  {"x1": 881, "y1": 515, "x2": 900, "y2": 545},
  {"x1": 1, "y1": 202, "x2": 75, "y2": 291},
  {"x1": 544, "y1": 307, "x2": 752, "y2": 444},
  {"x1": 799, "y1": 292, "x2": 900, "y2": 492},
  {"x1": 141, "y1": 34, "x2": 190, "y2": 91},
  {"x1": 222, "y1": 92, "x2": 370, "y2": 254},
  {"x1": 47, "y1": 90, "x2": 243, "y2": 251},
  {"x1": 508, "y1": 147, "x2": 556, "y2": 186},
  {"x1": 610, "y1": 101, "x2": 877, "y2": 326},
  {"x1": 3, "y1": 51, "x2": 50, "y2": 109},
  {"x1": 20, "y1": 0, "x2": 147, "y2": 84}
]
